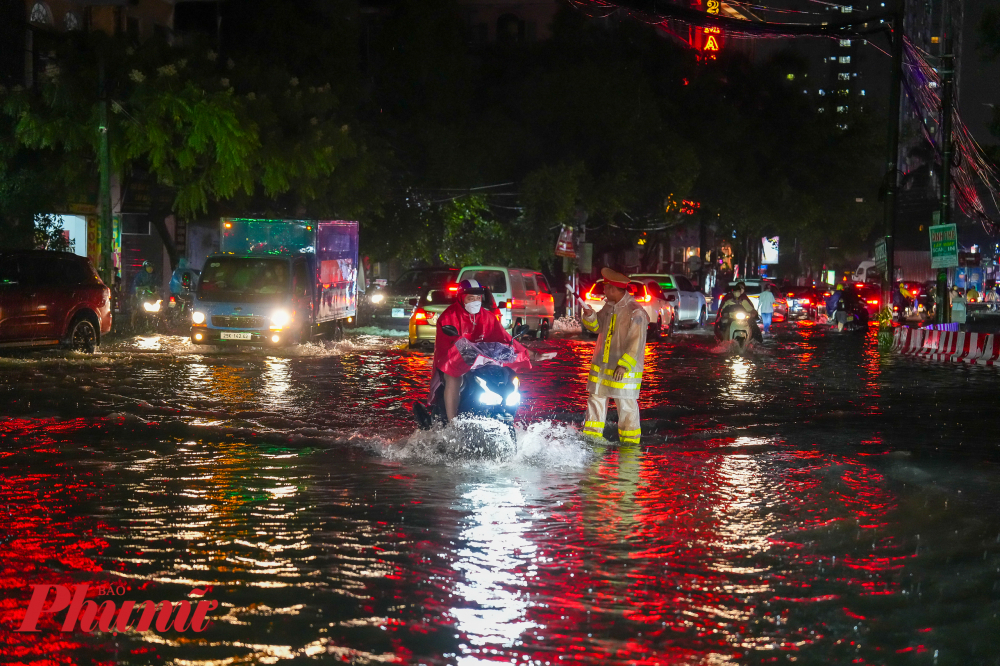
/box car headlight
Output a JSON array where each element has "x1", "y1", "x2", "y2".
[
  {"x1": 370, "y1": 293, "x2": 384, "y2": 304},
  {"x1": 143, "y1": 300, "x2": 161, "y2": 313},
  {"x1": 271, "y1": 309, "x2": 291, "y2": 327},
  {"x1": 505, "y1": 391, "x2": 520, "y2": 407},
  {"x1": 735, "y1": 311, "x2": 747, "y2": 320},
  {"x1": 192, "y1": 311, "x2": 206, "y2": 324}
]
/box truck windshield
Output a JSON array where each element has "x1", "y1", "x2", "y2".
[{"x1": 198, "y1": 258, "x2": 290, "y2": 302}]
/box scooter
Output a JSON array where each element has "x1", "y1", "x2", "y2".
[
  {"x1": 717, "y1": 304, "x2": 759, "y2": 348},
  {"x1": 411, "y1": 325, "x2": 530, "y2": 456},
  {"x1": 131, "y1": 286, "x2": 164, "y2": 334}
]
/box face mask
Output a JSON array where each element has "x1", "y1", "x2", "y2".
[{"x1": 464, "y1": 300, "x2": 482, "y2": 314}]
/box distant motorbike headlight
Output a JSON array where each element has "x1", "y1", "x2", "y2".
[
  {"x1": 735, "y1": 311, "x2": 747, "y2": 320},
  {"x1": 505, "y1": 391, "x2": 520, "y2": 407},
  {"x1": 271, "y1": 309, "x2": 291, "y2": 327},
  {"x1": 192, "y1": 311, "x2": 206, "y2": 324},
  {"x1": 370, "y1": 293, "x2": 385, "y2": 304},
  {"x1": 143, "y1": 300, "x2": 162, "y2": 313}
]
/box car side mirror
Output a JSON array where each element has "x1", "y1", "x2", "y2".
[
  {"x1": 409, "y1": 298, "x2": 418, "y2": 306},
  {"x1": 441, "y1": 325, "x2": 459, "y2": 336}
]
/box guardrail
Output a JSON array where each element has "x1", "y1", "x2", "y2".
[{"x1": 891, "y1": 326, "x2": 1000, "y2": 365}]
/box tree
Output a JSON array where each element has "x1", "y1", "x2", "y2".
[
  {"x1": 3, "y1": 30, "x2": 381, "y2": 267},
  {"x1": 33, "y1": 214, "x2": 74, "y2": 252}
]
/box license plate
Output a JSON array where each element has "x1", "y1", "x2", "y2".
[
  {"x1": 220, "y1": 331, "x2": 252, "y2": 340},
  {"x1": 392, "y1": 308, "x2": 407, "y2": 318}
]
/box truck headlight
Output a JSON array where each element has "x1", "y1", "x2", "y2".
[
  {"x1": 192, "y1": 311, "x2": 206, "y2": 324},
  {"x1": 370, "y1": 293, "x2": 384, "y2": 304},
  {"x1": 271, "y1": 309, "x2": 291, "y2": 327}
]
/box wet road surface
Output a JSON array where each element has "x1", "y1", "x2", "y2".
[{"x1": 1, "y1": 322, "x2": 999, "y2": 665}]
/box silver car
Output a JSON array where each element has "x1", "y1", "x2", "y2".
[{"x1": 630, "y1": 273, "x2": 708, "y2": 327}]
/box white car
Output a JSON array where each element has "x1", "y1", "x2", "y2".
[
  {"x1": 630, "y1": 273, "x2": 708, "y2": 327},
  {"x1": 582, "y1": 279, "x2": 674, "y2": 339}
]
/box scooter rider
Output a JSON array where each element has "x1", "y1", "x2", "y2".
[
  {"x1": 715, "y1": 282, "x2": 760, "y2": 341},
  {"x1": 130, "y1": 261, "x2": 159, "y2": 327},
  {"x1": 430, "y1": 279, "x2": 534, "y2": 422}
]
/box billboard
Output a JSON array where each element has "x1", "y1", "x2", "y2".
[{"x1": 761, "y1": 236, "x2": 779, "y2": 265}]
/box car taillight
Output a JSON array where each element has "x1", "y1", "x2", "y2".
[
  {"x1": 800, "y1": 298, "x2": 810, "y2": 305},
  {"x1": 447, "y1": 284, "x2": 459, "y2": 293},
  {"x1": 414, "y1": 308, "x2": 428, "y2": 321},
  {"x1": 868, "y1": 299, "x2": 879, "y2": 305},
  {"x1": 505, "y1": 299, "x2": 512, "y2": 309}
]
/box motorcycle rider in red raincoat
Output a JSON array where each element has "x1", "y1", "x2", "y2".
[{"x1": 430, "y1": 279, "x2": 534, "y2": 421}]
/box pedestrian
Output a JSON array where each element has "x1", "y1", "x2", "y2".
[
  {"x1": 757, "y1": 285, "x2": 776, "y2": 335},
  {"x1": 951, "y1": 286, "x2": 967, "y2": 325},
  {"x1": 580, "y1": 268, "x2": 648, "y2": 444}
]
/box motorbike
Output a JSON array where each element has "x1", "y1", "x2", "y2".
[
  {"x1": 411, "y1": 324, "x2": 531, "y2": 457},
  {"x1": 132, "y1": 286, "x2": 164, "y2": 334},
  {"x1": 717, "y1": 303, "x2": 760, "y2": 348},
  {"x1": 833, "y1": 299, "x2": 869, "y2": 331}
]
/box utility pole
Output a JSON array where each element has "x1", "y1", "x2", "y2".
[
  {"x1": 98, "y1": 56, "x2": 113, "y2": 284},
  {"x1": 881, "y1": 0, "x2": 905, "y2": 311},
  {"x1": 937, "y1": 35, "x2": 955, "y2": 324}
]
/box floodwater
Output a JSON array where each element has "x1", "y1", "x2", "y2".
[{"x1": 1, "y1": 322, "x2": 999, "y2": 665}]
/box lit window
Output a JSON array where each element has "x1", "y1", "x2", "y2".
[
  {"x1": 839, "y1": 88, "x2": 849, "y2": 95},
  {"x1": 840, "y1": 39, "x2": 851, "y2": 47},
  {"x1": 819, "y1": 107, "x2": 826, "y2": 113},
  {"x1": 787, "y1": 73, "x2": 796, "y2": 81},
  {"x1": 838, "y1": 72, "x2": 850, "y2": 80},
  {"x1": 928, "y1": 81, "x2": 938, "y2": 88},
  {"x1": 65, "y1": 11, "x2": 80, "y2": 30},
  {"x1": 819, "y1": 89, "x2": 826, "y2": 95},
  {"x1": 841, "y1": 4, "x2": 853, "y2": 11},
  {"x1": 29, "y1": 1, "x2": 53, "y2": 25},
  {"x1": 836, "y1": 105, "x2": 848, "y2": 112},
  {"x1": 860, "y1": 89, "x2": 866, "y2": 95},
  {"x1": 839, "y1": 56, "x2": 851, "y2": 64},
  {"x1": 838, "y1": 123, "x2": 848, "y2": 129}
]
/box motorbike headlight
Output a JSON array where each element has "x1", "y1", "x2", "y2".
[
  {"x1": 143, "y1": 300, "x2": 161, "y2": 313},
  {"x1": 475, "y1": 376, "x2": 503, "y2": 406},
  {"x1": 192, "y1": 311, "x2": 206, "y2": 324},
  {"x1": 505, "y1": 391, "x2": 520, "y2": 407},
  {"x1": 271, "y1": 309, "x2": 291, "y2": 327},
  {"x1": 735, "y1": 311, "x2": 747, "y2": 320},
  {"x1": 370, "y1": 293, "x2": 385, "y2": 304}
]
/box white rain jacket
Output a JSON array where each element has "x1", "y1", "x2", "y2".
[{"x1": 582, "y1": 293, "x2": 649, "y2": 399}]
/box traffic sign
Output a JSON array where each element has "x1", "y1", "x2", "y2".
[{"x1": 929, "y1": 223, "x2": 959, "y2": 269}]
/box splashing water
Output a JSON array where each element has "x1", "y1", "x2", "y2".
[{"x1": 375, "y1": 418, "x2": 593, "y2": 468}]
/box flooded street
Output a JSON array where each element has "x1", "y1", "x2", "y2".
[{"x1": 2, "y1": 322, "x2": 999, "y2": 665}]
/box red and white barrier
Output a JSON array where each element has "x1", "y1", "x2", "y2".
[{"x1": 893, "y1": 327, "x2": 998, "y2": 365}]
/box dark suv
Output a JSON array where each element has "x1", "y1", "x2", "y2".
[
  {"x1": 0, "y1": 251, "x2": 113, "y2": 353},
  {"x1": 367, "y1": 267, "x2": 458, "y2": 330}
]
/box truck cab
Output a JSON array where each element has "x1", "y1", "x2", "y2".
[
  {"x1": 190, "y1": 253, "x2": 313, "y2": 346},
  {"x1": 189, "y1": 218, "x2": 358, "y2": 346}
]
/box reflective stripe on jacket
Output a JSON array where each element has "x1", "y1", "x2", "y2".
[{"x1": 582, "y1": 294, "x2": 648, "y2": 399}]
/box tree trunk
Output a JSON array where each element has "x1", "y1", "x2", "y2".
[{"x1": 149, "y1": 209, "x2": 179, "y2": 270}]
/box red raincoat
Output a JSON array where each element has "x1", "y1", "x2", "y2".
[{"x1": 429, "y1": 301, "x2": 531, "y2": 400}]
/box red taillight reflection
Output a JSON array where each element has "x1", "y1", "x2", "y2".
[{"x1": 414, "y1": 308, "x2": 428, "y2": 321}]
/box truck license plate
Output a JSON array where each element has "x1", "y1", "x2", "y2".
[
  {"x1": 220, "y1": 331, "x2": 252, "y2": 340},
  {"x1": 392, "y1": 308, "x2": 406, "y2": 318}
]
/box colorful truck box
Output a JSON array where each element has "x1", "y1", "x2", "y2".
[{"x1": 190, "y1": 218, "x2": 358, "y2": 346}]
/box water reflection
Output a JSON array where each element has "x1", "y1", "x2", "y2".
[{"x1": 452, "y1": 482, "x2": 537, "y2": 659}]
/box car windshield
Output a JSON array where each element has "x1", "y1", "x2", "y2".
[
  {"x1": 461, "y1": 270, "x2": 507, "y2": 294},
  {"x1": 730, "y1": 282, "x2": 763, "y2": 295},
  {"x1": 420, "y1": 289, "x2": 457, "y2": 307},
  {"x1": 198, "y1": 258, "x2": 290, "y2": 303},
  {"x1": 633, "y1": 275, "x2": 674, "y2": 290},
  {"x1": 393, "y1": 269, "x2": 455, "y2": 294},
  {"x1": 586, "y1": 281, "x2": 605, "y2": 298}
]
